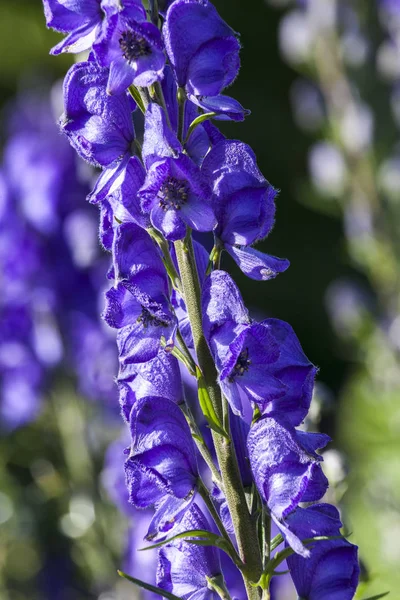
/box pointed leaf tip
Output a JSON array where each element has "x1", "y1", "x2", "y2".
[{"x1": 117, "y1": 571, "x2": 184, "y2": 600}]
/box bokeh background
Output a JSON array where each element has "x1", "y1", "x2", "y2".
[{"x1": 0, "y1": 0, "x2": 399, "y2": 598}]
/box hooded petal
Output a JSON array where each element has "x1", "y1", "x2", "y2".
[
  {"x1": 125, "y1": 397, "x2": 198, "y2": 531},
  {"x1": 202, "y1": 270, "x2": 249, "y2": 343},
  {"x1": 157, "y1": 504, "x2": 221, "y2": 597},
  {"x1": 285, "y1": 504, "x2": 359, "y2": 600},
  {"x1": 164, "y1": 0, "x2": 240, "y2": 94},
  {"x1": 189, "y1": 94, "x2": 249, "y2": 122},
  {"x1": 51, "y1": 20, "x2": 99, "y2": 55},
  {"x1": 186, "y1": 36, "x2": 241, "y2": 97},
  {"x1": 43, "y1": 0, "x2": 102, "y2": 33},
  {"x1": 226, "y1": 245, "x2": 290, "y2": 281},
  {"x1": 142, "y1": 103, "x2": 182, "y2": 170},
  {"x1": 61, "y1": 60, "x2": 134, "y2": 167},
  {"x1": 248, "y1": 414, "x2": 329, "y2": 521}
]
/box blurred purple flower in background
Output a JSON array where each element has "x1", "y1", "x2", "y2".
[{"x1": 0, "y1": 88, "x2": 118, "y2": 430}]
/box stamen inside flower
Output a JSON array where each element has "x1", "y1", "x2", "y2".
[
  {"x1": 137, "y1": 307, "x2": 168, "y2": 328},
  {"x1": 158, "y1": 176, "x2": 189, "y2": 211},
  {"x1": 119, "y1": 30, "x2": 151, "y2": 63},
  {"x1": 229, "y1": 347, "x2": 251, "y2": 381}
]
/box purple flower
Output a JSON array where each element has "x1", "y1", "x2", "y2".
[
  {"x1": 188, "y1": 94, "x2": 250, "y2": 123},
  {"x1": 118, "y1": 348, "x2": 182, "y2": 422},
  {"x1": 202, "y1": 140, "x2": 289, "y2": 281},
  {"x1": 124, "y1": 515, "x2": 158, "y2": 599},
  {"x1": 101, "y1": 155, "x2": 150, "y2": 244},
  {"x1": 125, "y1": 396, "x2": 198, "y2": 540},
  {"x1": 142, "y1": 103, "x2": 182, "y2": 170},
  {"x1": 60, "y1": 60, "x2": 136, "y2": 202},
  {"x1": 0, "y1": 342, "x2": 43, "y2": 430},
  {"x1": 102, "y1": 432, "x2": 133, "y2": 515},
  {"x1": 43, "y1": 0, "x2": 104, "y2": 55},
  {"x1": 164, "y1": 0, "x2": 240, "y2": 97},
  {"x1": 248, "y1": 414, "x2": 329, "y2": 556},
  {"x1": 203, "y1": 271, "x2": 316, "y2": 420},
  {"x1": 43, "y1": 0, "x2": 146, "y2": 55},
  {"x1": 285, "y1": 504, "x2": 359, "y2": 599},
  {"x1": 138, "y1": 103, "x2": 216, "y2": 240},
  {"x1": 157, "y1": 503, "x2": 221, "y2": 600},
  {"x1": 139, "y1": 155, "x2": 216, "y2": 241},
  {"x1": 103, "y1": 223, "x2": 177, "y2": 363},
  {"x1": 93, "y1": 12, "x2": 165, "y2": 94},
  {"x1": 70, "y1": 313, "x2": 118, "y2": 408}
]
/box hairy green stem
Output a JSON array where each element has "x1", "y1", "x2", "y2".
[
  {"x1": 177, "y1": 87, "x2": 186, "y2": 145},
  {"x1": 174, "y1": 232, "x2": 262, "y2": 599},
  {"x1": 147, "y1": 226, "x2": 182, "y2": 293},
  {"x1": 181, "y1": 404, "x2": 223, "y2": 488},
  {"x1": 198, "y1": 479, "x2": 242, "y2": 567}
]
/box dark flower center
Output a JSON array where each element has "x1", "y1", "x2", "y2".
[
  {"x1": 158, "y1": 177, "x2": 189, "y2": 211},
  {"x1": 229, "y1": 347, "x2": 251, "y2": 381},
  {"x1": 119, "y1": 30, "x2": 151, "y2": 63},
  {"x1": 137, "y1": 307, "x2": 168, "y2": 328}
]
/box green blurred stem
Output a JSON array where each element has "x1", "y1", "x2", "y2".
[
  {"x1": 313, "y1": 32, "x2": 400, "y2": 311},
  {"x1": 174, "y1": 232, "x2": 263, "y2": 599}
]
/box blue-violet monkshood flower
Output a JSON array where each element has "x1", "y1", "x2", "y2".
[
  {"x1": 60, "y1": 60, "x2": 136, "y2": 203},
  {"x1": 103, "y1": 223, "x2": 177, "y2": 363},
  {"x1": 202, "y1": 139, "x2": 290, "y2": 281},
  {"x1": 118, "y1": 348, "x2": 182, "y2": 423},
  {"x1": 164, "y1": 0, "x2": 241, "y2": 118},
  {"x1": 139, "y1": 103, "x2": 216, "y2": 241},
  {"x1": 285, "y1": 504, "x2": 360, "y2": 600},
  {"x1": 125, "y1": 396, "x2": 198, "y2": 540},
  {"x1": 93, "y1": 9, "x2": 165, "y2": 94},
  {"x1": 43, "y1": 0, "x2": 146, "y2": 55},
  {"x1": 202, "y1": 270, "x2": 316, "y2": 419},
  {"x1": 164, "y1": 0, "x2": 240, "y2": 97},
  {"x1": 99, "y1": 155, "x2": 149, "y2": 252},
  {"x1": 248, "y1": 413, "x2": 330, "y2": 557},
  {"x1": 157, "y1": 503, "x2": 223, "y2": 600}
]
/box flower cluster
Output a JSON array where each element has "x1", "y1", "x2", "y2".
[
  {"x1": 0, "y1": 91, "x2": 118, "y2": 429},
  {"x1": 43, "y1": 0, "x2": 360, "y2": 597}
]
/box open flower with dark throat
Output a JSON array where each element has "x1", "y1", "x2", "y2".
[
  {"x1": 43, "y1": 0, "x2": 146, "y2": 56},
  {"x1": 203, "y1": 270, "x2": 316, "y2": 418},
  {"x1": 94, "y1": 12, "x2": 165, "y2": 94},
  {"x1": 139, "y1": 155, "x2": 216, "y2": 241},
  {"x1": 139, "y1": 103, "x2": 216, "y2": 240},
  {"x1": 103, "y1": 223, "x2": 177, "y2": 363}
]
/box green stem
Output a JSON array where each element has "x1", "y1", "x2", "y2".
[
  {"x1": 174, "y1": 232, "x2": 262, "y2": 599},
  {"x1": 176, "y1": 328, "x2": 197, "y2": 374},
  {"x1": 177, "y1": 87, "x2": 186, "y2": 143},
  {"x1": 183, "y1": 406, "x2": 223, "y2": 487},
  {"x1": 149, "y1": 0, "x2": 159, "y2": 26},
  {"x1": 147, "y1": 227, "x2": 182, "y2": 293},
  {"x1": 153, "y1": 81, "x2": 172, "y2": 129},
  {"x1": 198, "y1": 479, "x2": 242, "y2": 568}
]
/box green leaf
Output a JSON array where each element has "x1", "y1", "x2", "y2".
[
  {"x1": 270, "y1": 533, "x2": 284, "y2": 552},
  {"x1": 128, "y1": 85, "x2": 146, "y2": 113},
  {"x1": 117, "y1": 571, "x2": 183, "y2": 600},
  {"x1": 360, "y1": 593, "x2": 390, "y2": 600},
  {"x1": 196, "y1": 367, "x2": 229, "y2": 439},
  {"x1": 184, "y1": 112, "x2": 217, "y2": 144},
  {"x1": 138, "y1": 529, "x2": 222, "y2": 552}
]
